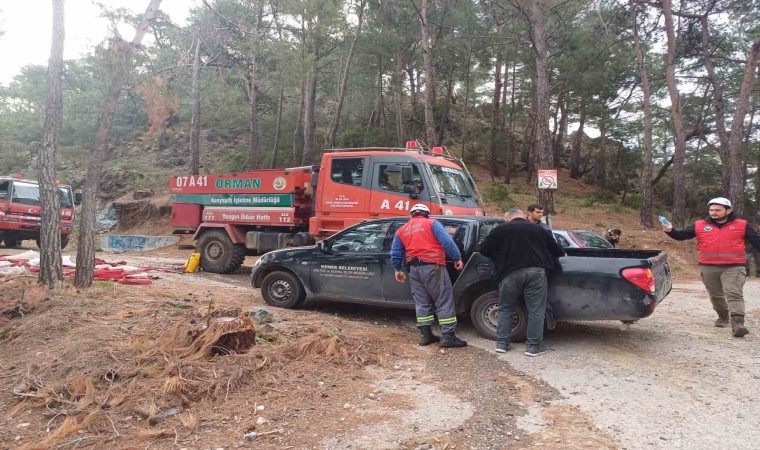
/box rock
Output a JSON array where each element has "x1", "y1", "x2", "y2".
[
  {"x1": 343, "y1": 403, "x2": 351, "y2": 409},
  {"x1": 244, "y1": 432, "x2": 257, "y2": 441},
  {"x1": 133, "y1": 188, "x2": 154, "y2": 200},
  {"x1": 256, "y1": 405, "x2": 265, "y2": 411},
  {"x1": 247, "y1": 307, "x2": 273, "y2": 323},
  {"x1": 256, "y1": 417, "x2": 269, "y2": 426},
  {"x1": 368, "y1": 393, "x2": 378, "y2": 400},
  {"x1": 150, "y1": 408, "x2": 179, "y2": 425},
  {"x1": 168, "y1": 300, "x2": 192, "y2": 309}
]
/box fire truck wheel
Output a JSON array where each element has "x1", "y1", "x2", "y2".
[
  {"x1": 35, "y1": 235, "x2": 71, "y2": 249},
  {"x1": 197, "y1": 229, "x2": 246, "y2": 274},
  {"x1": 261, "y1": 271, "x2": 305, "y2": 308},
  {"x1": 4, "y1": 236, "x2": 20, "y2": 248},
  {"x1": 470, "y1": 291, "x2": 528, "y2": 342}
]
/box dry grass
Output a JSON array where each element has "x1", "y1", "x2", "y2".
[{"x1": 0, "y1": 279, "x2": 392, "y2": 449}]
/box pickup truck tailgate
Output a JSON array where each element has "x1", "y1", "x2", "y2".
[{"x1": 648, "y1": 251, "x2": 672, "y2": 305}]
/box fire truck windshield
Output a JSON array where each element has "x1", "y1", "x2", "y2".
[
  {"x1": 11, "y1": 181, "x2": 73, "y2": 208},
  {"x1": 428, "y1": 165, "x2": 473, "y2": 198}
]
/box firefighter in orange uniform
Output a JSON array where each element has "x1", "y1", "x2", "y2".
[
  {"x1": 390, "y1": 204, "x2": 467, "y2": 347},
  {"x1": 663, "y1": 197, "x2": 760, "y2": 337}
]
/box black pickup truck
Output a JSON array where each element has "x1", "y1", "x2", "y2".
[{"x1": 250, "y1": 216, "x2": 672, "y2": 341}]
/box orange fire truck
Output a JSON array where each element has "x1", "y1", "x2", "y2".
[
  {"x1": 169, "y1": 143, "x2": 485, "y2": 273},
  {"x1": 0, "y1": 175, "x2": 78, "y2": 249}
]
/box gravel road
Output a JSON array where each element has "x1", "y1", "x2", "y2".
[{"x1": 462, "y1": 280, "x2": 760, "y2": 450}]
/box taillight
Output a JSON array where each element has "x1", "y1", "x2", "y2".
[{"x1": 621, "y1": 267, "x2": 655, "y2": 293}]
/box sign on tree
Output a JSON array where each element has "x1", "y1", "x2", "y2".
[{"x1": 537, "y1": 169, "x2": 558, "y2": 190}]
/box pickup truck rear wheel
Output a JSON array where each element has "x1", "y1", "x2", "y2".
[
  {"x1": 197, "y1": 229, "x2": 246, "y2": 274},
  {"x1": 261, "y1": 271, "x2": 305, "y2": 308},
  {"x1": 471, "y1": 291, "x2": 528, "y2": 342}
]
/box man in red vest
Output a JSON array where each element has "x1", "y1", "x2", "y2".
[
  {"x1": 390, "y1": 204, "x2": 467, "y2": 348},
  {"x1": 663, "y1": 197, "x2": 760, "y2": 337}
]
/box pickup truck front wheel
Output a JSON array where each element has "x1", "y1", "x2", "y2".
[
  {"x1": 471, "y1": 291, "x2": 528, "y2": 342},
  {"x1": 261, "y1": 271, "x2": 305, "y2": 308}
]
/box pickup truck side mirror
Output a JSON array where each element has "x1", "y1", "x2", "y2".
[
  {"x1": 74, "y1": 191, "x2": 82, "y2": 206},
  {"x1": 317, "y1": 240, "x2": 331, "y2": 253}
]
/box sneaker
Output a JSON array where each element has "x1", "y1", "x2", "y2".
[
  {"x1": 524, "y1": 345, "x2": 547, "y2": 357},
  {"x1": 495, "y1": 342, "x2": 510, "y2": 353}
]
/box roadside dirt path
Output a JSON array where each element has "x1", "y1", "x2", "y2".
[{"x1": 463, "y1": 281, "x2": 760, "y2": 450}]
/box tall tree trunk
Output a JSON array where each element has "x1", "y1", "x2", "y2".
[
  {"x1": 632, "y1": 1, "x2": 654, "y2": 227},
  {"x1": 552, "y1": 92, "x2": 566, "y2": 167},
  {"x1": 570, "y1": 97, "x2": 585, "y2": 179},
  {"x1": 726, "y1": 39, "x2": 760, "y2": 217},
  {"x1": 598, "y1": 118, "x2": 607, "y2": 188},
  {"x1": 436, "y1": 74, "x2": 452, "y2": 145},
  {"x1": 419, "y1": 0, "x2": 437, "y2": 145},
  {"x1": 74, "y1": 0, "x2": 161, "y2": 288},
  {"x1": 661, "y1": 0, "x2": 688, "y2": 227},
  {"x1": 246, "y1": 3, "x2": 264, "y2": 169},
  {"x1": 292, "y1": 16, "x2": 306, "y2": 165},
  {"x1": 531, "y1": 0, "x2": 554, "y2": 213},
  {"x1": 406, "y1": 66, "x2": 419, "y2": 124},
  {"x1": 302, "y1": 60, "x2": 318, "y2": 164},
  {"x1": 489, "y1": 53, "x2": 503, "y2": 179},
  {"x1": 292, "y1": 78, "x2": 305, "y2": 165},
  {"x1": 394, "y1": 51, "x2": 406, "y2": 147},
  {"x1": 500, "y1": 60, "x2": 508, "y2": 134},
  {"x1": 505, "y1": 62, "x2": 516, "y2": 184},
  {"x1": 271, "y1": 86, "x2": 284, "y2": 168},
  {"x1": 189, "y1": 37, "x2": 201, "y2": 175},
  {"x1": 38, "y1": 0, "x2": 65, "y2": 288},
  {"x1": 697, "y1": 16, "x2": 731, "y2": 195},
  {"x1": 523, "y1": 91, "x2": 537, "y2": 184},
  {"x1": 460, "y1": 40, "x2": 473, "y2": 158},
  {"x1": 324, "y1": 0, "x2": 365, "y2": 149},
  {"x1": 246, "y1": 63, "x2": 261, "y2": 169}
]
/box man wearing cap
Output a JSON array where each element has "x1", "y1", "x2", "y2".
[
  {"x1": 390, "y1": 204, "x2": 467, "y2": 348},
  {"x1": 662, "y1": 197, "x2": 760, "y2": 337}
]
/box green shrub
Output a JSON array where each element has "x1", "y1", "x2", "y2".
[
  {"x1": 482, "y1": 182, "x2": 514, "y2": 211},
  {"x1": 622, "y1": 193, "x2": 642, "y2": 209}
]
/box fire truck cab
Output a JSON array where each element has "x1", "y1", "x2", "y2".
[{"x1": 0, "y1": 175, "x2": 78, "y2": 249}]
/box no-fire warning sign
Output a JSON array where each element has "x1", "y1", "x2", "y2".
[{"x1": 537, "y1": 169, "x2": 558, "y2": 190}]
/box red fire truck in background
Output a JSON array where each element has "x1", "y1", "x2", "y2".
[
  {"x1": 169, "y1": 143, "x2": 485, "y2": 274},
  {"x1": 0, "y1": 175, "x2": 79, "y2": 249}
]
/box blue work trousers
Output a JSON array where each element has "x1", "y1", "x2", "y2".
[{"x1": 409, "y1": 264, "x2": 457, "y2": 333}]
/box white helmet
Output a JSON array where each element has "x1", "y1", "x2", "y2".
[
  {"x1": 707, "y1": 197, "x2": 732, "y2": 208},
  {"x1": 410, "y1": 203, "x2": 430, "y2": 216}
]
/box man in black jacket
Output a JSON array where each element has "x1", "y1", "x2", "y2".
[{"x1": 479, "y1": 208, "x2": 565, "y2": 356}]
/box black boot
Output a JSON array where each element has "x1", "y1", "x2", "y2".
[
  {"x1": 418, "y1": 326, "x2": 440, "y2": 346},
  {"x1": 439, "y1": 332, "x2": 467, "y2": 348}
]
